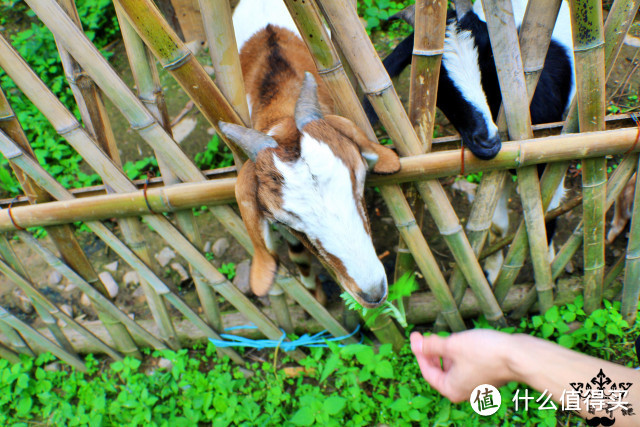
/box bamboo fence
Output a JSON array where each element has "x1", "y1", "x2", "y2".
[{"x1": 0, "y1": 0, "x2": 636, "y2": 370}]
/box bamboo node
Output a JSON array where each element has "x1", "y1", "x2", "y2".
[
  {"x1": 502, "y1": 262, "x2": 525, "y2": 270},
  {"x1": 130, "y1": 119, "x2": 156, "y2": 132},
  {"x1": 626, "y1": 252, "x2": 640, "y2": 260},
  {"x1": 583, "y1": 263, "x2": 605, "y2": 271},
  {"x1": 317, "y1": 63, "x2": 343, "y2": 75},
  {"x1": 2, "y1": 143, "x2": 23, "y2": 161},
  {"x1": 573, "y1": 41, "x2": 605, "y2": 52},
  {"x1": 582, "y1": 179, "x2": 607, "y2": 188},
  {"x1": 162, "y1": 51, "x2": 192, "y2": 71},
  {"x1": 466, "y1": 220, "x2": 493, "y2": 232},
  {"x1": 57, "y1": 122, "x2": 82, "y2": 136},
  {"x1": 440, "y1": 224, "x2": 463, "y2": 236},
  {"x1": 0, "y1": 112, "x2": 15, "y2": 121},
  {"x1": 395, "y1": 219, "x2": 417, "y2": 229},
  {"x1": 364, "y1": 81, "x2": 393, "y2": 97},
  {"x1": 412, "y1": 48, "x2": 444, "y2": 57},
  {"x1": 268, "y1": 284, "x2": 284, "y2": 296}
]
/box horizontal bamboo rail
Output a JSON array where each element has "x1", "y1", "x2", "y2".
[{"x1": 0, "y1": 125, "x2": 638, "y2": 231}]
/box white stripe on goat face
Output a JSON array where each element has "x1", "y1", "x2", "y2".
[
  {"x1": 443, "y1": 24, "x2": 499, "y2": 139},
  {"x1": 271, "y1": 132, "x2": 387, "y2": 303}
]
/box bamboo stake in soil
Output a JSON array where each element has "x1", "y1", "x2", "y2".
[
  {"x1": 55, "y1": 0, "x2": 179, "y2": 350},
  {"x1": 481, "y1": 0, "x2": 554, "y2": 313},
  {"x1": 0, "y1": 84, "x2": 142, "y2": 358},
  {"x1": 18, "y1": 232, "x2": 168, "y2": 351},
  {"x1": 115, "y1": 2, "x2": 224, "y2": 335},
  {"x1": 492, "y1": 0, "x2": 638, "y2": 303},
  {"x1": 198, "y1": 0, "x2": 251, "y2": 124},
  {"x1": 570, "y1": 0, "x2": 607, "y2": 314},
  {"x1": 618, "y1": 158, "x2": 640, "y2": 323},
  {"x1": 0, "y1": 305, "x2": 86, "y2": 371},
  {"x1": 316, "y1": 0, "x2": 505, "y2": 327}
]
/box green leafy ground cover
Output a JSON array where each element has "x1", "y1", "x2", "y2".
[{"x1": 0, "y1": 296, "x2": 636, "y2": 426}]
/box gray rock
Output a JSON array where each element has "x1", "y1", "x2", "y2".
[
  {"x1": 98, "y1": 271, "x2": 119, "y2": 299},
  {"x1": 80, "y1": 293, "x2": 92, "y2": 307},
  {"x1": 158, "y1": 358, "x2": 173, "y2": 370},
  {"x1": 44, "y1": 362, "x2": 60, "y2": 372},
  {"x1": 203, "y1": 241, "x2": 212, "y2": 253},
  {"x1": 233, "y1": 259, "x2": 251, "y2": 294},
  {"x1": 170, "y1": 262, "x2": 189, "y2": 282},
  {"x1": 48, "y1": 271, "x2": 63, "y2": 286},
  {"x1": 212, "y1": 238, "x2": 230, "y2": 258},
  {"x1": 123, "y1": 271, "x2": 140, "y2": 286},
  {"x1": 155, "y1": 247, "x2": 176, "y2": 267},
  {"x1": 104, "y1": 261, "x2": 119, "y2": 273},
  {"x1": 60, "y1": 304, "x2": 73, "y2": 317},
  {"x1": 64, "y1": 284, "x2": 77, "y2": 293},
  {"x1": 11, "y1": 289, "x2": 33, "y2": 314}
]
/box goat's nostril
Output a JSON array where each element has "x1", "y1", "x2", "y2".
[{"x1": 358, "y1": 287, "x2": 387, "y2": 306}]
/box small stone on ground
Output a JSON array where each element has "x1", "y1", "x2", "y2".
[
  {"x1": 123, "y1": 271, "x2": 140, "y2": 286},
  {"x1": 170, "y1": 262, "x2": 189, "y2": 282},
  {"x1": 212, "y1": 237, "x2": 230, "y2": 258},
  {"x1": 155, "y1": 247, "x2": 176, "y2": 267},
  {"x1": 98, "y1": 271, "x2": 119, "y2": 298},
  {"x1": 233, "y1": 259, "x2": 251, "y2": 294},
  {"x1": 103, "y1": 261, "x2": 119, "y2": 273},
  {"x1": 48, "y1": 271, "x2": 62, "y2": 286}
]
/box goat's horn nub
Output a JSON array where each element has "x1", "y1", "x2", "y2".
[
  {"x1": 295, "y1": 72, "x2": 324, "y2": 131},
  {"x1": 218, "y1": 122, "x2": 278, "y2": 161}
]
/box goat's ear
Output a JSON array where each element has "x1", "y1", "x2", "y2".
[
  {"x1": 325, "y1": 115, "x2": 401, "y2": 174},
  {"x1": 235, "y1": 162, "x2": 278, "y2": 296}
]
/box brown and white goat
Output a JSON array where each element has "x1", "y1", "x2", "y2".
[{"x1": 220, "y1": 1, "x2": 400, "y2": 308}]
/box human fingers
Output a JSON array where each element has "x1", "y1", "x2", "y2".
[{"x1": 410, "y1": 332, "x2": 450, "y2": 394}]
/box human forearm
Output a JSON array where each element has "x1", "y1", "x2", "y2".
[{"x1": 507, "y1": 334, "x2": 640, "y2": 425}]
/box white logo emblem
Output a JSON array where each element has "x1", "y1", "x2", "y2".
[{"x1": 470, "y1": 384, "x2": 501, "y2": 416}]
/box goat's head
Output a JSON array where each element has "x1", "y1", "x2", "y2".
[
  {"x1": 439, "y1": 23, "x2": 501, "y2": 160},
  {"x1": 220, "y1": 73, "x2": 400, "y2": 308}
]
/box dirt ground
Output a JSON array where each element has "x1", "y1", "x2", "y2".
[{"x1": 1, "y1": 14, "x2": 639, "y2": 332}]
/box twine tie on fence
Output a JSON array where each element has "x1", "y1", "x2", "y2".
[
  {"x1": 209, "y1": 324, "x2": 361, "y2": 351},
  {"x1": 6, "y1": 197, "x2": 25, "y2": 230},
  {"x1": 625, "y1": 112, "x2": 640, "y2": 155},
  {"x1": 142, "y1": 176, "x2": 159, "y2": 214}
]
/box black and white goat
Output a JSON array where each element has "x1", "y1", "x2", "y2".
[
  {"x1": 221, "y1": 0, "x2": 401, "y2": 308},
  {"x1": 366, "y1": 0, "x2": 575, "y2": 281}
]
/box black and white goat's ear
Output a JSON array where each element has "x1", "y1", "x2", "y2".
[
  {"x1": 325, "y1": 115, "x2": 401, "y2": 174},
  {"x1": 235, "y1": 162, "x2": 278, "y2": 296},
  {"x1": 219, "y1": 122, "x2": 278, "y2": 161}
]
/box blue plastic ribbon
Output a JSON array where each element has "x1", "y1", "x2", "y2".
[{"x1": 209, "y1": 324, "x2": 362, "y2": 351}]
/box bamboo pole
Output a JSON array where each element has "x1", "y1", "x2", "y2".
[
  {"x1": 0, "y1": 342, "x2": 20, "y2": 364},
  {"x1": 0, "y1": 322, "x2": 33, "y2": 357},
  {"x1": 394, "y1": 0, "x2": 446, "y2": 288},
  {"x1": 197, "y1": 0, "x2": 251, "y2": 123},
  {"x1": 55, "y1": 0, "x2": 179, "y2": 350},
  {"x1": 0, "y1": 132, "x2": 247, "y2": 364},
  {"x1": 315, "y1": 0, "x2": 505, "y2": 327},
  {"x1": 0, "y1": 235, "x2": 75, "y2": 354},
  {"x1": 284, "y1": 0, "x2": 465, "y2": 333},
  {"x1": 0, "y1": 85, "x2": 142, "y2": 358},
  {"x1": 0, "y1": 255, "x2": 125, "y2": 360},
  {"x1": 570, "y1": 0, "x2": 607, "y2": 314},
  {"x1": 113, "y1": 0, "x2": 247, "y2": 165},
  {"x1": 0, "y1": 305, "x2": 86, "y2": 371},
  {"x1": 1, "y1": 125, "x2": 640, "y2": 230},
  {"x1": 492, "y1": 0, "x2": 639, "y2": 302},
  {"x1": 17, "y1": 232, "x2": 167, "y2": 351},
  {"x1": 115, "y1": 2, "x2": 223, "y2": 334},
  {"x1": 620, "y1": 158, "x2": 640, "y2": 323},
  {"x1": 28, "y1": 0, "x2": 337, "y2": 343},
  {"x1": 480, "y1": 0, "x2": 554, "y2": 313}
]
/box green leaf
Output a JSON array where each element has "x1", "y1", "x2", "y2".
[
  {"x1": 375, "y1": 361, "x2": 394, "y2": 379},
  {"x1": 541, "y1": 323, "x2": 554, "y2": 338},
  {"x1": 544, "y1": 306, "x2": 559, "y2": 323},
  {"x1": 355, "y1": 346, "x2": 374, "y2": 365},
  {"x1": 290, "y1": 406, "x2": 315, "y2": 426},
  {"x1": 558, "y1": 335, "x2": 574, "y2": 348},
  {"x1": 323, "y1": 396, "x2": 346, "y2": 415},
  {"x1": 320, "y1": 354, "x2": 340, "y2": 383},
  {"x1": 390, "y1": 398, "x2": 409, "y2": 412}
]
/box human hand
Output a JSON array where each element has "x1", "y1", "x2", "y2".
[{"x1": 410, "y1": 329, "x2": 518, "y2": 402}]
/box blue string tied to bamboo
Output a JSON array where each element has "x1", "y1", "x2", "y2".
[{"x1": 209, "y1": 324, "x2": 362, "y2": 351}]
